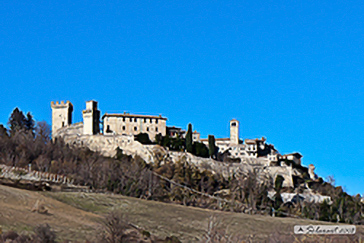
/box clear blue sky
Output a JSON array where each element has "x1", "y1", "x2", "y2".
[{"x1": 1, "y1": 1, "x2": 363, "y2": 195}]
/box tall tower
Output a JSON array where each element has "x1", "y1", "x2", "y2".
[
  {"x1": 230, "y1": 119, "x2": 239, "y2": 145},
  {"x1": 82, "y1": 100, "x2": 100, "y2": 135},
  {"x1": 51, "y1": 101, "x2": 73, "y2": 136}
]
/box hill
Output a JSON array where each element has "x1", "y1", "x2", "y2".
[{"x1": 1, "y1": 185, "x2": 363, "y2": 242}]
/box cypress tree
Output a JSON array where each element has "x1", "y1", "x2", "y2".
[
  {"x1": 186, "y1": 123, "x2": 193, "y2": 153},
  {"x1": 275, "y1": 175, "x2": 284, "y2": 193},
  {"x1": 208, "y1": 135, "x2": 216, "y2": 159}
]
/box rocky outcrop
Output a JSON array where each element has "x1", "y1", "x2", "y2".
[{"x1": 58, "y1": 131, "x2": 297, "y2": 188}]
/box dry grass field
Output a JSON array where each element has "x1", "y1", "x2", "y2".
[{"x1": 1, "y1": 184, "x2": 363, "y2": 242}]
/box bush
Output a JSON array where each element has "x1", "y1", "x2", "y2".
[
  {"x1": 99, "y1": 211, "x2": 130, "y2": 243},
  {"x1": 135, "y1": 133, "x2": 152, "y2": 144},
  {"x1": 32, "y1": 224, "x2": 56, "y2": 243}
]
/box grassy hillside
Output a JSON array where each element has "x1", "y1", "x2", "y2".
[{"x1": 1, "y1": 185, "x2": 363, "y2": 242}]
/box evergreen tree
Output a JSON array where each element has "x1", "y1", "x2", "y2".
[
  {"x1": 186, "y1": 123, "x2": 193, "y2": 153},
  {"x1": 208, "y1": 135, "x2": 217, "y2": 159},
  {"x1": 0, "y1": 124, "x2": 8, "y2": 138},
  {"x1": 8, "y1": 107, "x2": 26, "y2": 135},
  {"x1": 193, "y1": 142, "x2": 209, "y2": 158},
  {"x1": 135, "y1": 133, "x2": 152, "y2": 144},
  {"x1": 274, "y1": 175, "x2": 284, "y2": 193},
  {"x1": 25, "y1": 112, "x2": 35, "y2": 135},
  {"x1": 155, "y1": 133, "x2": 163, "y2": 145}
]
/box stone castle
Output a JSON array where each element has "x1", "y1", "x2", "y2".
[{"x1": 51, "y1": 100, "x2": 315, "y2": 188}]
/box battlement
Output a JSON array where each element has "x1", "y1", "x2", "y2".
[
  {"x1": 51, "y1": 100, "x2": 73, "y2": 110},
  {"x1": 51, "y1": 101, "x2": 74, "y2": 135}
]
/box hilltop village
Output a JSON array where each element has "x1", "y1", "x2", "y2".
[{"x1": 51, "y1": 100, "x2": 318, "y2": 190}]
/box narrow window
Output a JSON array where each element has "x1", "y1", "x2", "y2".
[
  {"x1": 122, "y1": 126, "x2": 125, "y2": 130},
  {"x1": 144, "y1": 118, "x2": 147, "y2": 123},
  {"x1": 123, "y1": 117, "x2": 125, "y2": 122},
  {"x1": 62, "y1": 122, "x2": 65, "y2": 127},
  {"x1": 150, "y1": 118, "x2": 153, "y2": 123},
  {"x1": 146, "y1": 127, "x2": 149, "y2": 131},
  {"x1": 134, "y1": 127, "x2": 137, "y2": 131},
  {"x1": 232, "y1": 122, "x2": 236, "y2": 126},
  {"x1": 155, "y1": 119, "x2": 158, "y2": 124},
  {"x1": 134, "y1": 118, "x2": 137, "y2": 122},
  {"x1": 130, "y1": 117, "x2": 132, "y2": 122},
  {"x1": 156, "y1": 127, "x2": 158, "y2": 132}
]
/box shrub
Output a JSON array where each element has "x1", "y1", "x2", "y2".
[{"x1": 32, "y1": 224, "x2": 56, "y2": 243}]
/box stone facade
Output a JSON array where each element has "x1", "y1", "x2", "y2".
[
  {"x1": 51, "y1": 101, "x2": 73, "y2": 137},
  {"x1": 102, "y1": 113, "x2": 167, "y2": 141},
  {"x1": 83, "y1": 101, "x2": 100, "y2": 135},
  {"x1": 230, "y1": 119, "x2": 239, "y2": 145},
  {"x1": 51, "y1": 100, "x2": 167, "y2": 142}
]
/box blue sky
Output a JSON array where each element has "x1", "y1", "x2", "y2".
[{"x1": 0, "y1": 1, "x2": 363, "y2": 195}]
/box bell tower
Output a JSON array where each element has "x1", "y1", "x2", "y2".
[
  {"x1": 51, "y1": 101, "x2": 73, "y2": 136},
  {"x1": 230, "y1": 119, "x2": 239, "y2": 145}
]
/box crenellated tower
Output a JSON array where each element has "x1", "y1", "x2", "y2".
[
  {"x1": 82, "y1": 100, "x2": 100, "y2": 135},
  {"x1": 51, "y1": 101, "x2": 73, "y2": 136}
]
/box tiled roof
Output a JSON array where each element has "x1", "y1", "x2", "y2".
[
  {"x1": 102, "y1": 113, "x2": 167, "y2": 120},
  {"x1": 200, "y1": 138, "x2": 230, "y2": 141}
]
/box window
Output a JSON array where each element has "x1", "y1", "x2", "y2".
[
  {"x1": 146, "y1": 127, "x2": 149, "y2": 131},
  {"x1": 150, "y1": 118, "x2": 153, "y2": 123},
  {"x1": 62, "y1": 122, "x2": 65, "y2": 127},
  {"x1": 122, "y1": 126, "x2": 125, "y2": 130},
  {"x1": 144, "y1": 118, "x2": 147, "y2": 123},
  {"x1": 156, "y1": 127, "x2": 158, "y2": 132},
  {"x1": 134, "y1": 127, "x2": 137, "y2": 131},
  {"x1": 155, "y1": 119, "x2": 158, "y2": 124},
  {"x1": 130, "y1": 118, "x2": 132, "y2": 122},
  {"x1": 232, "y1": 122, "x2": 236, "y2": 126},
  {"x1": 134, "y1": 118, "x2": 137, "y2": 122},
  {"x1": 123, "y1": 117, "x2": 125, "y2": 122}
]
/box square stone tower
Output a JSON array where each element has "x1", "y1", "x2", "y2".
[
  {"x1": 82, "y1": 100, "x2": 100, "y2": 135},
  {"x1": 51, "y1": 101, "x2": 73, "y2": 135},
  {"x1": 230, "y1": 119, "x2": 239, "y2": 145}
]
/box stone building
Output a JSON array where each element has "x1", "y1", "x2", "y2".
[
  {"x1": 51, "y1": 100, "x2": 167, "y2": 141},
  {"x1": 51, "y1": 101, "x2": 73, "y2": 137},
  {"x1": 167, "y1": 126, "x2": 185, "y2": 138},
  {"x1": 83, "y1": 101, "x2": 100, "y2": 135},
  {"x1": 102, "y1": 113, "x2": 167, "y2": 141}
]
